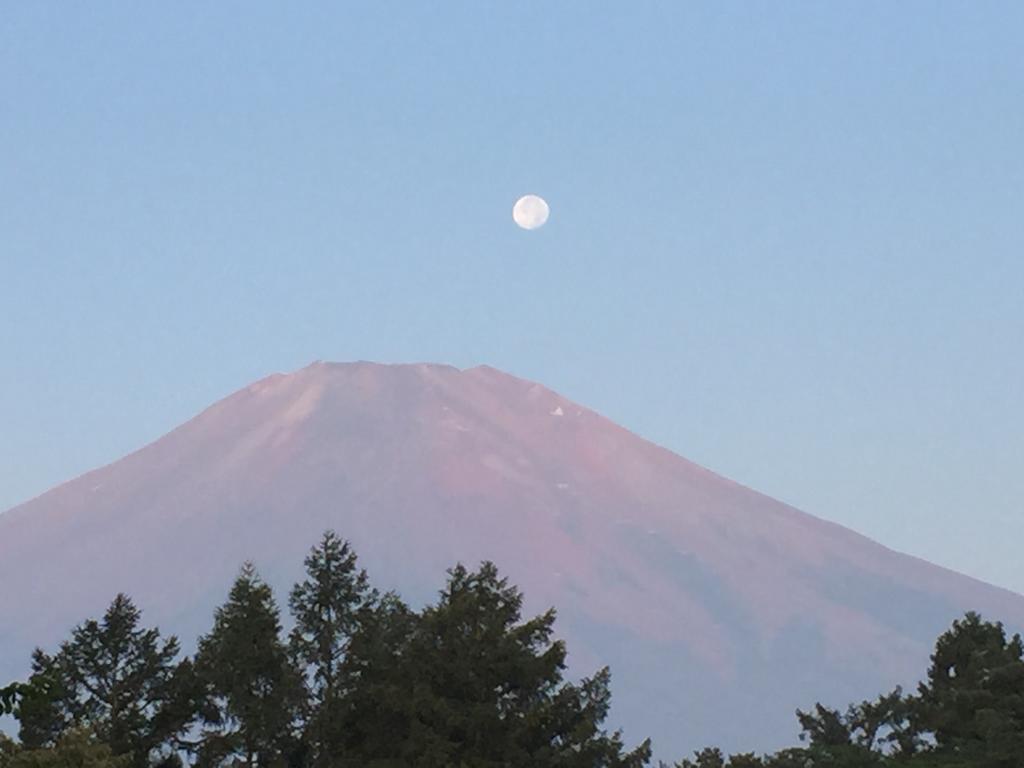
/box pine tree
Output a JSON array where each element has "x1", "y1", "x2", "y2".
[
  {"x1": 347, "y1": 561, "x2": 650, "y2": 768},
  {"x1": 916, "y1": 612, "x2": 1024, "y2": 766},
  {"x1": 331, "y1": 591, "x2": 416, "y2": 765},
  {"x1": 13, "y1": 595, "x2": 193, "y2": 768},
  {"x1": 288, "y1": 532, "x2": 375, "y2": 767},
  {"x1": 13, "y1": 652, "x2": 69, "y2": 751},
  {"x1": 195, "y1": 564, "x2": 303, "y2": 768},
  {"x1": 675, "y1": 748, "x2": 727, "y2": 768}
]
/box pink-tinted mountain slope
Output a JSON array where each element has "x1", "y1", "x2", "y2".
[{"x1": 2, "y1": 362, "x2": 1022, "y2": 755}]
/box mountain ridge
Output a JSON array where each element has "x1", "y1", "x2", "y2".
[{"x1": 3, "y1": 360, "x2": 1022, "y2": 755}]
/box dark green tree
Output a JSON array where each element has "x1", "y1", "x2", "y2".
[
  {"x1": 331, "y1": 591, "x2": 417, "y2": 764},
  {"x1": 346, "y1": 561, "x2": 650, "y2": 768},
  {"x1": 847, "y1": 688, "x2": 920, "y2": 757},
  {"x1": 794, "y1": 702, "x2": 885, "y2": 766},
  {"x1": 0, "y1": 733, "x2": 19, "y2": 768},
  {"x1": 13, "y1": 655, "x2": 69, "y2": 751},
  {"x1": 7, "y1": 728, "x2": 129, "y2": 768},
  {"x1": 724, "y1": 755, "x2": 765, "y2": 768},
  {"x1": 13, "y1": 596, "x2": 193, "y2": 768},
  {"x1": 798, "y1": 704, "x2": 853, "y2": 748},
  {"x1": 195, "y1": 564, "x2": 303, "y2": 768},
  {"x1": 916, "y1": 612, "x2": 1024, "y2": 766},
  {"x1": 288, "y1": 532, "x2": 375, "y2": 767},
  {"x1": 671, "y1": 613, "x2": 1024, "y2": 768},
  {"x1": 674, "y1": 747, "x2": 727, "y2": 768},
  {"x1": 2, "y1": 683, "x2": 25, "y2": 717}
]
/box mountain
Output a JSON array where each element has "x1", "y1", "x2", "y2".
[{"x1": 2, "y1": 361, "x2": 1023, "y2": 756}]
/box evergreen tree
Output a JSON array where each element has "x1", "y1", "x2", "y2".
[
  {"x1": 670, "y1": 613, "x2": 1024, "y2": 768},
  {"x1": 346, "y1": 561, "x2": 650, "y2": 768},
  {"x1": 195, "y1": 564, "x2": 303, "y2": 768},
  {"x1": 724, "y1": 755, "x2": 765, "y2": 768},
  {"x1": 14, "y1": 652, "x2": 69, "y2": 751},
  {"x1": 1, "y1": 683, "x2": 24, "y2": 716},
  {"x1": 331, "y1": 591, "x2": 417, "y2": 764},
  {"x1": 6, "y1": 728, "x2": 130, "y2": 768},
  {"x1": 0, "y1": 733, "x2": 19, "y2": 768},
  {"x1": 13, "y1": 596, "x2": 193, "y2": 768},
  {"x1": 288, "y1": 532, "x2": 375, "y2": 767},
  {"x1": 797, "y1": 704, "x2": 853, "y2": 748},
  {"x1": 916, "y1": 612, "x2": 1024, "y2": 766},
  {"x1": 848, "y1": 688, "x2": 920, "y2": 757},
  {"x1": 674, "y1": 747, "x2": 727, "y2": 768}
]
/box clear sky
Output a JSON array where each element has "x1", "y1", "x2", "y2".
[{"x1": 2, "y1": 3, "x2": 1022, "y2": 594}]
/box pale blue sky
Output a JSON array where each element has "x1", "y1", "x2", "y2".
[{"x1": 2, "y1": 3, "x2": 1022, "y2": 594}]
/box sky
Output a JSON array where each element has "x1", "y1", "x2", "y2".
[{"x1": 2, "y1": 2, "x2": 1022, "y2": 594}]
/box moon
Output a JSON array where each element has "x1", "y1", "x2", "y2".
[{"x1": 512, "y1": 194, "x2": 550, "y2": 230}]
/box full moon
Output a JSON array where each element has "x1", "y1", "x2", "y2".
[{"x1": 512, "y1": 194, "x2": 550, "y2": 230}]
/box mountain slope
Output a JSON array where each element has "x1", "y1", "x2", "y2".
[{"x1": 2, "y1": 361, "x2": 1022, "y2": 755}]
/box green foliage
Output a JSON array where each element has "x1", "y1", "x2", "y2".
[
  {"x1": 675, "y1": 613, "x2": 1024, "y2": 768},
  {"x1": 194, "y1": 563, "x2": 304, "y2": 768},
  {"x1": 7, "y1": 729, "x2": 129, "y2": 768},
  {"x1": 338, "y1": 560, "x2": 650, "y2": 768},
  {"x1": 14, "y1": 596, "x2": 193, "y2": 768},
  {"x1": 329, "y1": 590, "x2": 417, "y2": 763},
  {"x1": 399, "y1": 561, "x2": 570, "y2": 766},
  {"x1": 797, "y1": 704, "x2": 853, "y2": 748},
  {"x1": 674, "y1": 746, "x2": 729, "y2": 768},
  {"x1": 916, "y1": 611, "x2": 1024, "y2": 766},
  {"x1": 796, "y1": 690, "x2": 920, "y2": 758},
  {"x1": 288, "y1": 531, "x2": 376, "y2": 768},
  {"x1": 12, "y1": 531, "x2": 1024, "y2": 768},
  {"x1": 2, "y1": 684, "x2": 25, "y2": 717},
  {"x1": 14, "y1": 657, "x2": 68, "y2": 751},
  {"x1": 0, "y1": 732, "x2": 20, "y2": 768}
]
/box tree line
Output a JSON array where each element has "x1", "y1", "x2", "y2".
[
  {"x1": 1, "y1": 531, "x2": 648, "y2": 768},
  {"x1": 2, "y1": 531, "x2": 1023, "y2": 768},
  {"x1": 675, "y1": 609, "x2": 1024, "y2": 768}
]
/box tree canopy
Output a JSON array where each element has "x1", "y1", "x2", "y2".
[
  {"x1": 674, "y1": 613, "x2": 1024, "y2": 768},
  {"x1": 14, "y1": 595, "x2": 193, "y2": 768},
  {"x1": 4, "y1": 531, "x2": 1022, "y2": 768}
]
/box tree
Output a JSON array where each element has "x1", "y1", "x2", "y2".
[
  {"x1": 195, "y1": 564, "x2": 303, "y2": 768},
  {"x1": 847, "y1": 688, "x2": 921, "y2": 757},
  {"x1": 14, "y1": 654, "x2": 69, "y2": 751},
  {"x1": 674, "y1": 747, "x2": 728, "y2": 768},
  {"x1": 288, "y1": 532, "x2": 376, "y2": 767},
  {"x1": 13, "y1": 596, "x2": 194, "y2": 768},
  {"x1": 7, "y1": 728, "x2": 129, "y2": 768},
  {"x1": 2, "y1": 683, "x2": 25, "y2": 717},
  {"x1": 916, "y1": 612, "x2": 1024, "y2": 766},
  {"x1": 330, "y1": 590, "x2": 417, "y2": 765},
  {"x1": 798, "y1": 704, "x2": 853, "y2": 748},
  {"x1": 347, "y1": 561, "x2": 650, "y2": 768},
  {"x1": 0, "y1": 733, "x2": 20, "y2": 768},
  {"x1": 670, "y1": 613, "x2": 1024, "y2": 768}
]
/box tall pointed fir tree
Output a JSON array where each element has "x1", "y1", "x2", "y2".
[
  {"x1": 195, "y1": 564, "x2": 303, "y2": 768},
  {"x1": 13, "y1": 595, "x2": 194, "y2": 768},
  {"x1": 288, "y1": 532, "x2": 375, "y2": 767}
]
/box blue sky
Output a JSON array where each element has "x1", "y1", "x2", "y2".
[{"x1": 2, "y1": 2, "x2": 1022, "y2": 594}]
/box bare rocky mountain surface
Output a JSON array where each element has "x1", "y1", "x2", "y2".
[{"x1": 3, "y1": 361, "x2": 1023, "y2": 755}]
